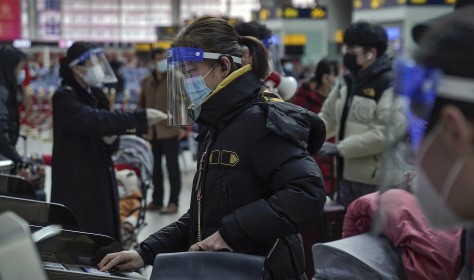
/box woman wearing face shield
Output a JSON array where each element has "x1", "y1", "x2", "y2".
[
  {"x1": 375, "y1": 7, "x2": 474, "y2": 280},
  {"x1": 51, "y1": 42, "x2": 166, "y2": 241},
  {"x1": 99, "y1": 16, "x2": 326, "y2": 279}
]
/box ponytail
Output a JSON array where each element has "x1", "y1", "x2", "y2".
[{"x1": 238, "y1": 35, "x2": 269, "y2": 80}]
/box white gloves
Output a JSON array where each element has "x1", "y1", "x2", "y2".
[{"x1": 146, "y1": 108, "x2": 168, "y2": 126}]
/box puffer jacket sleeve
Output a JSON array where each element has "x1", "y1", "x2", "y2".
[
  {"x1": 219, "y1": 115, "x2": 326, "y2": 249},
  {"x1": 0, "y1": 86, "x2": 22, "y2": 163},
  {"x1": 337, "y1": 87, "x2": 406, "y2": 159},
  {"x1": 53, "y1": 87, "x2": 148, "y2": 136},
  {"x1": 136, "y1": 211, "x2": 191, "y2": 266},
  {"x1": 318, "y1": 81, "x2": 342, "y2": 139}
]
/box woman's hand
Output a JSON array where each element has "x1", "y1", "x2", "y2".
[
  {"x1": 188, "y1": 231, "x2": 232, "y2": 252},
  {"x1": 98, "y1": 250, "x2": 144, "y2": 272}
]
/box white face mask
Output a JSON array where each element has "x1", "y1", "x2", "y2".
[
  {"x1": 156, "y1": 59, "x2": 167, "y2": 73},
  {"x1": 412, "y1": 125, "x2": 474, "y2": 229},
  {"x1": 82, "y1": 64, "x2": 105, "y2": 87}
]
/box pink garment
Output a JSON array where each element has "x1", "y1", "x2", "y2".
[{"x1": 343, "y1": 189, "x2": 462, "y2": 280}]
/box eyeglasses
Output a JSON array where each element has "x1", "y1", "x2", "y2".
[{"x1": 342, "y1": 45, "x2": 365, "y2": 55}]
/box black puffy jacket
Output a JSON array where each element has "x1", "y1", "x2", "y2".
[
  {"x1": 137, "y1": 65, "x2": 326, "y2": 279},
  {"x1": 0, "y1": 84, "x2": 22, "y2": 163}
]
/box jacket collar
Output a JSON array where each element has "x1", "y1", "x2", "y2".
[
  {"x1": 352, "y1": 54, "x2": 391, "y2": 84},
  {"x1": 198, "y1": 65, "x2": 263, "y2": 129}
]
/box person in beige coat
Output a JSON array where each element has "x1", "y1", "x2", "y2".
[
  {"x1": 138, "y1": 48, "x2": 183, "y2": 214},
  {"x1": 318, "y1": 22, "x2": 400, "y2": 208}
]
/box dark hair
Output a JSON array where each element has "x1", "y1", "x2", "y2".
[
  {"x1": 0, "y1": 46, "x2": 26, "y2": 95},
  {"x1": 344, "y1": 21, "x2": 388, "y2": 57},
  {"x1": 416, "y1": 7, "x2": 474, "y2": 126},
  {"x1": 59, "y1": 41, "x2": 96, "y2": 84},
  {"x1": 172, "y1": 16, "x2": 269, "y2": 79},
  {"x1": 234, "y1": 21, "x2": 272, "y2": 41},
  {"x1": 313, "y1": 58, "x2": 339, "y2": 89},
  {"x1": 151, "y1": 48, "x2": 166, "y2": 59}
]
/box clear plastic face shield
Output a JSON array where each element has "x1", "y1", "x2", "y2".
[
  {"x1": 372, "y1": 58, "x2": 474, "y2": 232},
  {"x1": 262, "y1": 37, "x2": 283, "y2": 74},
  {"x1": 69, "y1": 48, "x2": 117, "y2": 86},
  {"x1": 167, "y1": 47, "x2": 242, "y2": 126}
]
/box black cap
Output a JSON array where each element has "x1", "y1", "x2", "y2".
[
  {"x1": 65, "y1": 41, "x2": 96, "y2": 65},
  {"x1": 412, "y1": 0, "x2": 474, "y2": 44}
]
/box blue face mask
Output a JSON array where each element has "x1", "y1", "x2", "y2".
[
  {"x1": 17, "y1": 69, "x2": 25, "y2": 85},
  {"x1": 183, "y1": 65, "x2": 215, "y2": 106},
  {"x1": 156, "y1": 59, "x2": 167, "y2": 73}
]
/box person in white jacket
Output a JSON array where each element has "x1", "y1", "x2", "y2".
[{"x1": 318, "y1": 21, "x2": 400, "y2": 208}]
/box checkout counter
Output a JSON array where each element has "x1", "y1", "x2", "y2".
[
  {"x1": 0, "y1": 173, "x2": 37, "y2": 199},
  {"x1": 0, "y1": 195, "x2": 145, "y2": 279},
  {"x1": 0, "y1": 155, "x2": 14, "y2": 173},
  {"x1": 31, "y1": 225, "x2": 144, "y2": 279},
  {"x1": 0, "y1": 195, "x2": 79, "y2": 230}
]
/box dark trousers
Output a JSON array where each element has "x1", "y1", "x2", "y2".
[
  {"x1": 151, "y1": 137, "x2": 181, "y2": 206},
  {"x1": 337, "y1": 179, "x2": 377, "y2": 208}
]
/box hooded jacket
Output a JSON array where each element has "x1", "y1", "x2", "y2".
[
  {"x1": 0, "y1": 47, "x2": 24, "y2": 163},
  {"x1": 136, "y1": 65, "x2": 326, "y2": 279},
  {"x1": 319, "y1": 55, "x2": 404, "y2": 185},
  {"x1": 0, "y1": 84, "x2": 22, "y2": 163}
]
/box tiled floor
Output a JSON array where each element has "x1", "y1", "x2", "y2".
[{"x1": 24, "y1": 136, "x2": 197, "y2": 278}]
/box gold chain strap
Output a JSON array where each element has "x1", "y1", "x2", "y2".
[
  {"x1": 196, "y1": 134, "x2": 213, "y2": 242},
  {"x1": 266, "y1": 239, "x2": 280, "y2": 259},
  {"x1": 195, "y1": 130, "x2": 280, "y2": 257},
  {"x1": 197, "y1": 198, "x2": 202, "y2": 242}
]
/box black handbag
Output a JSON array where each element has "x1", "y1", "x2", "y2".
[{"x1": 150, "y1": 251, "x2": 266, "y2": 280}]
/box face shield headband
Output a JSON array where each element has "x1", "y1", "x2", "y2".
[
  {"x1": 370, "y1": 58, "x2": 474, "y2": 235},
  {"x1": 68, "y1": 48, "x2": 118, "y2": 84},
  {"x1": 394, "y1": 58, "x2": 474, "y2": 155},
  {"x1": 166, "y1": 47, "x2": 242, "y2": 126}
]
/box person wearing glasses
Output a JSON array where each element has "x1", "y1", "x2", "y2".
[{"x1": 318, "y1": 21, "x2": 396, "y2": 208}]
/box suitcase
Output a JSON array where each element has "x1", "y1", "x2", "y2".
[{"x1": 302, "y1": 199, "x2": 345, "y2": 278}]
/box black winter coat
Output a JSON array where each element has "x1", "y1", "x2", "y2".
[
  {"x1": 0, "y1": 84, "x2": 22, "y2": 163},
  {"x1": 136, "y1": 66, "x2": 326, "y2": 279},
  {"x1": 51, "y1": 80, "x2": 148, "y2": 240}
]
